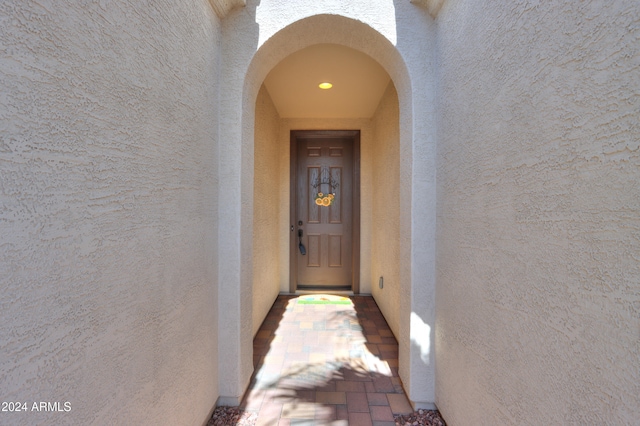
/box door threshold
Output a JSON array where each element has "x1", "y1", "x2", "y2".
[
  {"x1": 279, "y1": 290, "x2": 375, "y2": 297},
  {"x1": 286, "y1": 289, "x2": 354, "y2": 296},
  {"x1": 297, "y1": 284, "x2": 352, "y2": 293},
  {"x1": 296, "y1": 290, "x2": 354, "y2": 296}
]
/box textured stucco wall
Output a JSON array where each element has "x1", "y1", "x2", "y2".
[
  {"x1": 0, "y1": 1, "x2": 221, "y2": 424},
  {"x1": 371, "y1": 83, "x2": 401, "y2": 339},
  {"x1": 253, "y1": 85, "x2": 281, "y2": 335},
  {"x1": 436, "y1": 1, "x2": 640, "y2": 424}
]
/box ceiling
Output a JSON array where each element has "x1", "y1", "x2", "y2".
[{"x1": 263, "y1": 44, "x2": 391, "y2": 119}]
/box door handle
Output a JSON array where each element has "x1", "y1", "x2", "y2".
[{"x1": 297, "y1": 229, "x2": 306, "y2": 255}]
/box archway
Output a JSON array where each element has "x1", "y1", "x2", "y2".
[{"x1": 218, "y1": 11, "x2": 437, "y2": 409}]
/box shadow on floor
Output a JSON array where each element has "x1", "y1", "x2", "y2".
[{"x1": 240, "y1": 295, "x2": 413, "y2": 425}]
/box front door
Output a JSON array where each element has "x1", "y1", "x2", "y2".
[{"x1": 291, "y1": 130, "x2": 360, "y2": 292}]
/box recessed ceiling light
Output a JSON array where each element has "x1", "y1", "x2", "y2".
[{"x1": 318, "y1": 82, "x2": 333, "y2": 89}]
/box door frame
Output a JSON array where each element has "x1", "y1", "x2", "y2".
[{"x1": 290, "y1": 130, "x2": 361, "y2": 294}]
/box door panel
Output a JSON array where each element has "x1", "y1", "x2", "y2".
[
  {"x1": 293, "y1": 132, "x2": 357, "y2": 289},
  {"x1": 306, "y1": 167, "x2": 321, "y2": 224},
  {"x1": 328, "y1": 235, "x2": 343, "y2": 267},
  {"x1": 306, "y1": 234, "x2": 321, "y2": 267},
  {"x1": 329, "y1": 167, "x2": 343, "y2": 224}
]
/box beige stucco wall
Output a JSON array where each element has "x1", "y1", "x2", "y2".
[
  {"x1": 435, "y1": 1, "x2": 640, "y2": 424},
  {"x1": 370, "y1": 83, "x2": 401, "y2": 339},
  {"x1": 4, "y1": 1, "x2": 634, "y2": 422},
  {"x1": 0, "y1": 1, "x2": 221, "y2": 424},
  {"x1": 253, "y1": 85, "x2": 281, "y2": 335}
]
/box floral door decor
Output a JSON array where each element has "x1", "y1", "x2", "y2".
[{"x1": 312, "y1": 167, "x2": 339, "y2": 206}]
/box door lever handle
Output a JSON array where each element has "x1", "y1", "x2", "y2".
[{"x1": 297, "y1": 229, "x2": 306, "y2": 255}]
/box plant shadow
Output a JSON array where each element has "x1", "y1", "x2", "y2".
[{"x1": 238, "y1": 295, "x2": 409, "y2": 425}]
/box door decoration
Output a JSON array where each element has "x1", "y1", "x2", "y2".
[
  {"x1": 315, "y1": 192, "x2": 335, "y2": 206},
  {"x1": 312, "y1": 167, "x2": 339, "y2": 207}
]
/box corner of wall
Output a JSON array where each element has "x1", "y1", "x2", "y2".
[{"x1": 252, "y1": 84, "x2": 283, "y2": 335}]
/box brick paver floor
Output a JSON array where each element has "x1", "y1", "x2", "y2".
[{"x1": 240, "y1": 295, "x2": 413, "y2": 426}]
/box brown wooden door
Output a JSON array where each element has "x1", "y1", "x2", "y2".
[{"x1": 291, "y1": 131, "x2": 359, "y2": 290}]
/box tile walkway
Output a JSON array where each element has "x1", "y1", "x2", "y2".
[{"x1": 240, "y1": 295, "x2": 414, "y2": 426}]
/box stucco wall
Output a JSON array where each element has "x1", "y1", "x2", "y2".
[
  {"x1": 371, "y1": 83, "x2": 401, "y2": 339},
  {"x1": 0, "y1": 1, "x2": 221, "y2": 424},
  {"x1": 435, "y1": 1, "x2": 640, "y2": 424},
  {"x1": 253, "y1": 85, "x2": 281, "y2": 335}
]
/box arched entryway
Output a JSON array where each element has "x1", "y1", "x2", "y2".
[{"x1": 218, "y1": 9, "x2": 437, "y2": 410}]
